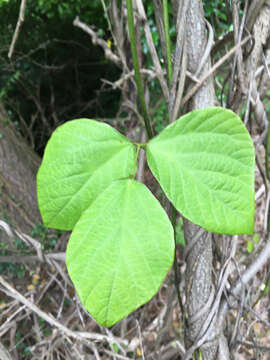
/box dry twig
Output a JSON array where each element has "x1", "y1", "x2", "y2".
[{"x1": 8, "y1": 0, "x2": 27, "y2": 58}]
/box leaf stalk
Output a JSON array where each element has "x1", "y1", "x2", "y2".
[
  {"x1": 126, "y1": 0, "x2": 154, "y2": 139},
  {"x1": 162, "y1": 0, "x2": 173, "y2": 85}
]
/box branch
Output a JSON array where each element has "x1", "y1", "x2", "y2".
[
  {"x1": 8, "y1": 0, "x2": 27, "y2": 58},
  {"x1": 73, "y1": 16, "x2": 121, "y2": 67},
  {"x1": 152, "y1": 0, "x2": 167, "y2": 66},
  {"x1": 0, "y1": 253, "x2": 65, "y2": 263},
  {"x1": 126, "y1": 0, "x2": 153, "y2": 139},
  {"x1": 0, "y1": 275, "x2": 128, "y2": 346},
  {"x1": 102, "y1": 68, "x2": 159, "y2": 89},
  {"x1": 135, "y1": 0, "x2": 169, "y2": 102},
  {"x1": 194, "y1": 19, "x2": 214, "y2": 78},
  {"x1": 218, "y1": 237, "x2": 270, "y2": 327},
  {"x1": 169, "y1": 0, "x2": 191, "y2": 119}
]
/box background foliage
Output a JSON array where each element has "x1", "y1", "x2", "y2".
[{"x1": 0, "y1": 0, "x2": 120, "y2": 154}]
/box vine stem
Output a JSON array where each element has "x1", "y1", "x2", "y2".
[
  {"x1": 162, "y1": 0, "x2": 173, "y2": 85},
  {"x1": 160, "y1": 0, "x2": 183, "y2": 315},
  {"x1": 171, "y1": 206, "x2": 184, "y2": 314},
  {"x1": 130, "y1": 144, "x2": 142, "y2": 179},
  {"x1": 161, "y1": 0, "x2": 183, "y2": 317},
  {"x1": 126, "y1": 0, "x2": 153, "y2": 139},
  {"x1": 128, "y1": 0, "x2": 182, "y2": 324}
]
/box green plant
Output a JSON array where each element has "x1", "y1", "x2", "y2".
[
  {"x1": 246, "y1": 233, "x2": 260, "y2": 253},
  {"x1": 37, "y1": 106, "x2": 255, "y2": 327},
  {"x1": 0, "y1": 235, "x2": 30, "y2": 279},
  {"x1": 0, "y1": 71, "x2": 20, "y2": 99}
]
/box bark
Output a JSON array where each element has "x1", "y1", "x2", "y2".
[
  {"x1": 247, "y1": 3, "x2": 270, "y2": 132},
  {"x1": 184, "y1": 1, "x2": 222, "y2": 358},
  {"x1": 0, "y1": 102, "x2": 41, "y2": 233}
]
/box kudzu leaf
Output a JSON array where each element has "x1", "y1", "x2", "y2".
[
  {"x1": 37, "y1": 119, "x2": 136, "y2": 230},
  {"x1": 66, "y1": 179, "x2": 174, "y2": 327},
  {"x1": 147, "y1": 107, "x2": 255, "y2": 235}
]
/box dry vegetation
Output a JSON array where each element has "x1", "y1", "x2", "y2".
[{"x1": 0, "y1": 140, "x2": 270, "y2": 359}]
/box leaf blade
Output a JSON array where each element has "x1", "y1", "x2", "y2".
[
  {"x1": 66, "y1": 179, "x2": 174, "y2": 327},
  {"x1": 37, "y1": 119, "x2": 136, "y2": 230},
  {"x1": 147, "y1": 107, "x2": 255, "y2": 234}
]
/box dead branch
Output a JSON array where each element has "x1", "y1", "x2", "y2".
[
  {"x1": 8, "y1": 0, "x2": 27, "y2": 58},
  {"x1": 218, "y1": 237, "x2": 270, "y2": 328},
  {"x1": 0, "y1": 275, "x2": 128, "y2": 347},
  {"x1": 135, "y1": 0, "x2": 169, "y2": 102},
  {"x1": 73, "y1": 16, "x2": 122, "y2": 67}
]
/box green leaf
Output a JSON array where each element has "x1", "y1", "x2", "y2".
[
  {"x1": 147, "y1": 107, "x2": 255, "y2": 235},
  {"x1": 247, "y1": 240, "x2": 254, "y2": 253},
  {"x1": 66, "y1": 179, "x2": 174, "y2": 327},
  {"x1": 37, "y1": 119, "x2": 136, "y2": 230},
  {"x1": 253, "y1": 233, "x2": 260, "y2": 243}
]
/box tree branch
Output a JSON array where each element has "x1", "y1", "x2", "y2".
[
  {"x1": 8, "y1": 0, "x2": 27, "y2": 58},
  {"x1": 73, "y1": 16, "x2": 121, "y2": 67}
]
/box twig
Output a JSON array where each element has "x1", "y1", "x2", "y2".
[
  {"x1": 162, "y1": 0, "x2": 172, "y2": 84},
  {"x1": 218, "y1": 236, "x2": 270, "y2": 328},
  {"x1": 135, "y1": 0, "x2": 169, "y2": 102},
  {"x1": 0, "y1": 305, "x2": 26, "y2": 333},
  {"x1": 0, "y1": 276, "x2": 128, "y2": 347},
  {"x1": 103, "y1": 349, "x2": 131, "y2": 360},
  {"x1": 136, "y1": 320, "x2": 145, "y2": 360},
  {"x1": 152, "y1": 0, "x2": 167, "y2": 64},
  {"x1": 105, "y1": 328, "x2": 127, "y2": 355},
  {"x1": 236, "y1": 341, "x2": 270, "y2": 352},
  {"x1": 0, "y1": 219, "x2": 65, "y2": 266},
  {"x1": 198, "y1": 237, "x2": 238, "y2": 340},
  {"x1": 244, "y1": 69, "x2": 253, "y2": 125},
  {"x1": 126, "y1": 0, "x2": 153, "y2": 139},
  {"x1": 169, "y1": 0, "x2": 191, "y2": 119},
  {"x1": 8, "y1": 0, "x2": 27, "y2": 58},
  {"x1": 73, "y1": 16, "x2": 121, "y2": 67},
  {"x1": 0, "y1": 220, "x2": 13, "y2": 237},
  {"x1": 194, "y1": 19, "x2": 214, "y2": 78},
  {"x1": 228, "y1": 0, "x2": 248, "y2": 105},
  {"x1": 264, "y1": 189, "x2": 270, "y2": 232},
  {"x1": 102, "y1": 68, "x2": 159, "y2": 90},
  {"x1": 170, "y1": 38, "x2": 187, "y2": 123},
  {"x1": 235, "y1": 293, "x2": 270, "y2": 328},
  {"x1": 184, "y1": 236, "x2": 238, "y2": 360},
  {"x1": 229, "y1": 259, "x2": 246, "y2": 348},
  {"x1": 0, "y1": 253, "x2": 65, "y2": 264}
]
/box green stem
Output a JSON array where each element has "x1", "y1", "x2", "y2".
[
  {"x1": 126, "y1": 0, "x2": 153, "y2": 139},
  {"x1": 130, "y1": 144, "x2": 142, "y2": 179},
  {"x1": 162, "y1": 0, "x2": 173, "y2": 85}
]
